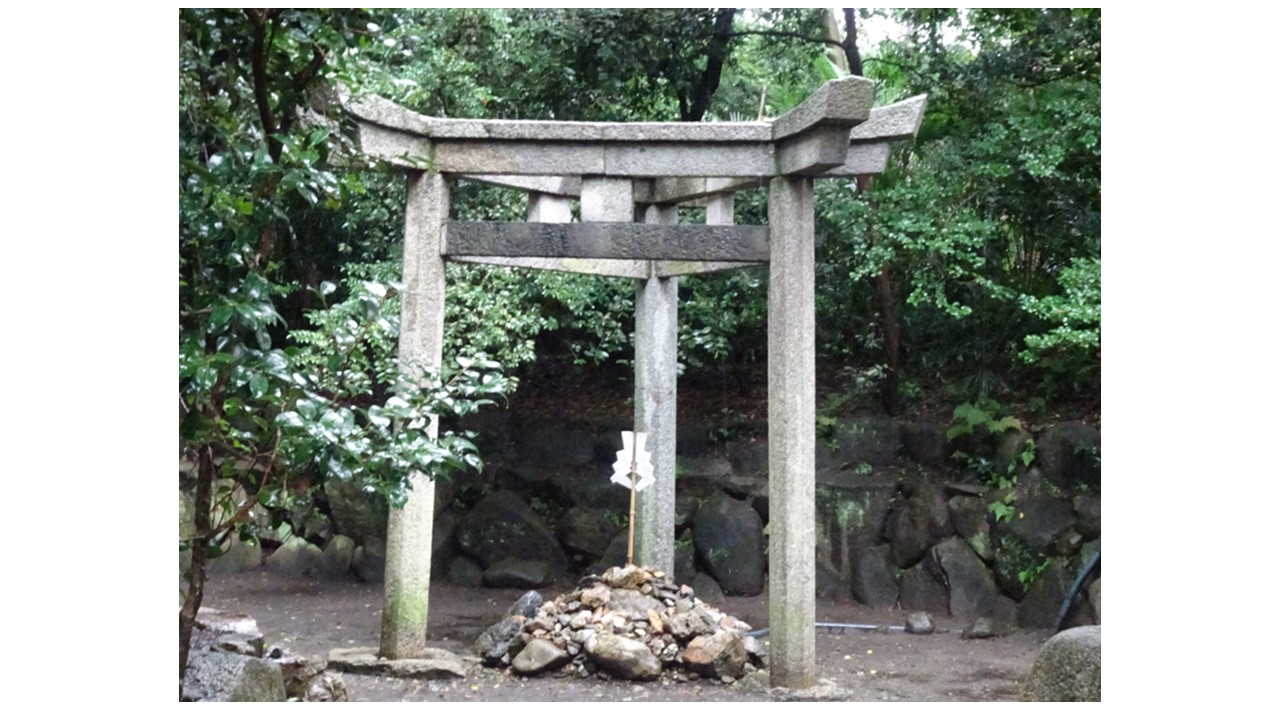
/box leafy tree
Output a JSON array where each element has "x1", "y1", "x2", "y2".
[
  {"x1": 810, "y1": 8, "x2": 1101, "y2": 408},
  {"x1": 178, "y1": 8, "x2": 513, "y2": 694}
]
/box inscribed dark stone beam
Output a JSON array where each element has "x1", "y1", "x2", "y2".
[{"x1": 444, "y1": 222, "x2": 770, "y2": 263}]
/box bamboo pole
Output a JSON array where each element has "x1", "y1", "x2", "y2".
[{"x1": 627, "y1": 434, "x2": 638, "y2": 566}]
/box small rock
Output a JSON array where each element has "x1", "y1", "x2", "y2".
[
  {"x1": 682, "y1": 630, "x2": 748, "y2": 680},
  {"x1": 581, "y1": 584, "x2": 611, "y2": 608},
  {"x1": 584, "y1": 633, "x2": 662, "y2": 681},
  {"x1": 474, "y1": 616, "x2": 525, "y2": 665},
  {"x1": 303, "y1": 671, "x2": 347, "y2": 702},
  {"x1": 512, "y1": 638, "x2": 572, "y2": 675},
  {"x1": 508, "y1": 590, "x2": 544, "y2": 619},
  {"x1": 905, "y1": 611, "x2": 934, "y2": 635},
  {"x1": 212, "y1": 633, "x2": 265, "y2": 657},
  {"x1": 278, "y1": 656, "x2": 326, "y2": 698},
  {"x1": 647, "y1": 609, "x2": 665, "y2": 634},
  {"x1": 962, "y1": 617, "x2": 997, "y2": 639},
  {"x1": 602, "y1": 564, "x2": 651, "y2": 589},
  {"x1": 742, "y1": 635, "x2": 768, "y2": 666}
]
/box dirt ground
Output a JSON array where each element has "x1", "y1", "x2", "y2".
[{"x1": 201, "y1": 567, "x2": 1052, "y2": 702}]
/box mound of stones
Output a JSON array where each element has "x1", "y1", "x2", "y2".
[{"x1": 475, "y1": 565, "x2": 766, "y2": 683}]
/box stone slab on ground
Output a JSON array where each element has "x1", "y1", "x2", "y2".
[{"x1": 328, "y1": 647, "x2": 471, "y2": 679}]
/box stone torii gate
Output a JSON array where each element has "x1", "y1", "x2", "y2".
[{"x1": 347, "y1": 77, "x2": 924, "y2": 688}]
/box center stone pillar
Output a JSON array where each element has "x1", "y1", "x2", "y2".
[
  {"x1": 767, "y1": 175, "x2": 816, "y2": 688},
  {"x1": 381, "y1": 171, "x2": 448, "y2": 659},
  {"x1": 634, "y1": 203, "x2": 678, "y2": 575}
]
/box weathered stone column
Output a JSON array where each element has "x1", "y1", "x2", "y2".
[
  {"x1": 766, "y1": 175, "x2": 816, "y2": 688},
  {"x1": 381, "y1": 171, "x2": 448, "y2": 659},
  {"x1": 634, "y1": 203, "x2": 678, "y2": 575},
  {"x1": 705, "y1": 194, "x2": 734, "y2": 225},
  {"x1": 527, "y1": 191, "x2": 573, "y2": 223}
]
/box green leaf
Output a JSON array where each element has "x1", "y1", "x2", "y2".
[{"x1": 210, "y1": 303, "x2": 235, "y2": 330}]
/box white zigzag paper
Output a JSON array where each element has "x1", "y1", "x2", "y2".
[{"x1": 610, "y1": 431, "x2": 655, "y2": 491}]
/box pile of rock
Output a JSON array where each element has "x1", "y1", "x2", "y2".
[{"x1": 475, "y1": 565, "x2": 766, "y2": 683}]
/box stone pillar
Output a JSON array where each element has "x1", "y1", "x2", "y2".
[
  {"x1": 380, "y1": 171, "x2": 448, "y2": 659},
  {"x1": 766, "y1": 176, "x2": 816, "y2": 688},
  {"x1": 634, "y1": 204, "x2": 678, "y2": 575},
  {"x1": 527, "y1": 191, "x2": 573, "y2": 223},
  {"x1": 705, "y1": 194, "x2": 734, "y2": 226},
  {"x1": 581, "y1": 177, "x2": 633, "y2": 222}
]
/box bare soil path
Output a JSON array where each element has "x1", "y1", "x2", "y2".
[{"x1": 202, "y1": 568, "x2": 1050, "y2": 701}]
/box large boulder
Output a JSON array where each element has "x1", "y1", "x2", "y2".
[
  {"x1": 430, "y1": 511, "x2": 459, "y2": 578},
  {"x1": 825, "y1": 414, "x2": 903, "y2": 469},
  {"x1": 1074, "y1": 494, "x2": 1101, "y2": 540},
  {"x1": 994, "y1": 429, "x2": 1035, "y2": 472},
  {"x1": 447, "y1": 555, "x2": 483, "y2": 587},
  {"x1": 266, "y1": 536, "x2": 323, "y2": 577},
  {"x1": 182, "y1": 650, "x2": 286, "y2": 702},
  {"x1": 319, "y1": 535, "x2": 355, "y2": 577},
  {"x1": 727, "y1": 438, "x2": 769, "y2": 477},
  {"x1": 850, "y1": 544, "x2": 899, "y2": 609},
  {"x1": 930, "y1": 537, "x2": 999, "y2": 619},
  {"x1": 454, "y1": 490, "x2": 568, "y2": 571},
  {"x1": 900, "y1": 420, "x2": 951, "y2": 468},
  {"x1": 586, "y1": 529, "x2": 630, "y2": 576},
  {"x1": 899, "y1": 560, "x2": 949, "y2": 615},
  {"x1": 1021, "y1": 626, "x2": 1101, "y2": 701},
  {"x1": 948, "y1": 495, "x2": 994, "y2": 562},
  {"x1": 1003, "y1": 495, "x2": 1077, "y2": 555},
  {"x1": 886, "y1": 483, "x2": 954, "y2": 568},
  {"x1": 482, "y1": 559, "x2": 553, "y2": 589},
  {"x1": 815, "y1": 472, "x2": 897, "y2": 564},
  {"x1": 207, "y1": 536, "x2": 263, "y2": 575},
  {"x1": 548, "y1": 469, "x2": 632, "y2": 517},
  {"x1": 512, "y1": 419, "x2": 596, "y2": 467},
  {"x1": 1037, "y1": 422, "x2": 1101, "y2": 490},
  {"x1": 692, "y1": 492, "x2": 765, "y2": 596},
  {"x1": 323, "y1": 477, "x2": 388, "y2": 548},
  {"x1": 559, "y1": 506, "x2": 620, "y2": 561},
  {"x1": 1017, "y1": 558, "x2": 1074, "y2": 629},
  {"x1": 351, "y1": 538, "x2": 385, "y2": 583}
]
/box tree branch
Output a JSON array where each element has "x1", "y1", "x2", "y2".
[
  {"x1": 279, "y1": 45, "x2": 327, "y2": 137},
  {"x1": 728, "y1": 28, "x2": 844, "y2": 50},
  {"x1": 247, "y1": 9, "x2": 282, "y2": 163}
]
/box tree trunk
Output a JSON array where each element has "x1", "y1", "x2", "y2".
[
  {"x1": 681, "y1": 8, "x2": 737, "y2": 122},
  {"x1": 875, "y1": 265, "x2": 900, "y2": 415},
  {"x1": 178, "y1": 447, "x2": 214, "y2": 699},
  {"x1": 842, "y1": 9, "x2": 864, "y2": 76}
]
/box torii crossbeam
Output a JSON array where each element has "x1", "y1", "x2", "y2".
[{"x1": 347, "y1": 77, "x2": 925, "y2": 689}]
